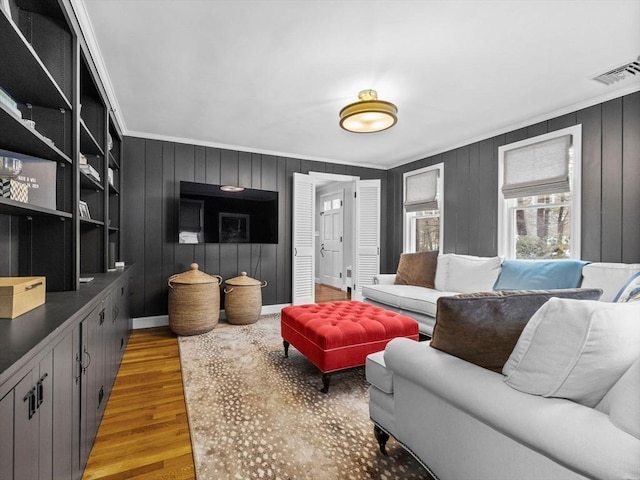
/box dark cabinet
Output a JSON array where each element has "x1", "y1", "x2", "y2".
[
  {"x1": 0, "y1": 270, "x2": 132, "y2": 479},
  {"x1": 0, "y1": 351, "x2": 54, "y2": 479}
]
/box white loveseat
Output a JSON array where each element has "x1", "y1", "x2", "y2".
[
  {"x1": 365, "y1": 263, "x2": 640, "y2": 480},
  {"x1": 362, "y1": 254, "x2": 640, "y2": 336}
]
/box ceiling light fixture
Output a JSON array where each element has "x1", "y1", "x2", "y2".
[
  {"x1": 339, "y1": 89, "x2": 398, "y2": 133},
  {"x1": 220, "y1": 185, "x2": 245, "y2": 192}
]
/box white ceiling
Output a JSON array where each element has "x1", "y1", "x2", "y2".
[{"x1": 76, "y1": 0, "x2": 640, "y2": 169}]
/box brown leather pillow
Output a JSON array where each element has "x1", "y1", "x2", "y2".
[
  {"x1": 394, "y1": 251, "x2": 439, "y2": 288},
  {"x1": 430, "y1": 288, "x2": 603, "y2": 373}
]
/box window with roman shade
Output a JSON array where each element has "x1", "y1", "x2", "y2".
[
  {"x1": 501, "y1": 135, "x2": 571, "y2": 199},
  {"x1": 404, "y1": 168, "x2": 439, "y2": 212},
  {"x1": 497, "y1": 125, "x2": 582, "y2": 260},
  {"x1": 403, "y1": 163, "x2": 443, "y2": 253}
]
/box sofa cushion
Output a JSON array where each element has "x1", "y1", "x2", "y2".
[
  {"x1": 614, "y1": 271, "x2": 640, "y2": 303},
  {"x1": 437, "y1": 254, "x2": 502, "y2": 293},
  {"x1": 431, "y1": 288, "x2": 603, "y2": 373},
  {"x1": 394, "y1": 251, "x2": 438, "y2": 288},
  {"x1": 361, "y1": 284, "x2": 458, "y2": 317},
  {"x1": 581, "y1": 262, "x2": 640, "y2": 302},
  {"x1": 385, "y1": 338, "x2": 640, "y2": 480},
  {"x1": 366, "y1": 351, "x2": 393, "y2": 393},
  {"x1": 596, "y1": 359, "x2": 640, "y2": 439},
  {"x1": 503, "y1": 298, "x2": 640, "y2": 407},
  {"x1": 493, "y1": 259, "x2": 588, "y2": 290}
]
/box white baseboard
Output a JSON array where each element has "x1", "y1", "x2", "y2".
[
  {"x1": 133, "y1": 315, "x2": 168, "y2": 329},
  {"x1": 132, "y1": 303, "x2": 292, "y2": 330}
]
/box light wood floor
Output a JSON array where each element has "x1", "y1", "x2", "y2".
[
  {"x1": 84, "y1": 288, "x2": 348, "y2": 479},
  {"x1": 83, "y1": 327, "x2": 195, "y2": 480},
  {"x1": 315, "y1": 283, "x2": 349, "y2": 302}
]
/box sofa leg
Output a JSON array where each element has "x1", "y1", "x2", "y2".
[
  {"x1": 283, "y1": 340, "x2": 289, "y2": 358},
  {"x1": 374, "y1": 425, "x2": 389, "y2": 455}
]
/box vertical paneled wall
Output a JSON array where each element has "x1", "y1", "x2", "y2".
[
  {"x1": 386, "y1": 92, "x2": 640, "y2": 269},
  {"x1": 122, "y1": 139, "x2": 387, "y2": 318}
]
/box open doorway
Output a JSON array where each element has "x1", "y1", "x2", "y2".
[
  {"x1": 292, "y1": 172, "x2": 380, "y2": 305},
  {"x1": 316, "y1": 184, "x2": 351, "y2": 302}
]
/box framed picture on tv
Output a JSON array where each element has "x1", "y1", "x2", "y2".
[{"x1": 219, "y1": 212, "x2": 250, "y2": 243}]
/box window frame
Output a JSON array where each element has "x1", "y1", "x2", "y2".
[
  {"x1": 403, "y1": 163, "x2": 444, "y2": 253},
  {"x1": 497, "y1": 125, "x2": 582, "y2": 260}
]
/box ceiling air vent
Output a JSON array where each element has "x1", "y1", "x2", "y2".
[{"x1": 593, "y1": 56, "x2": 640, "y2": 85}]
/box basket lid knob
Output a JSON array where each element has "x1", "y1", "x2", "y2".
[{"x1": 191, "y1": 263, "x2": 199, "y2": 270}]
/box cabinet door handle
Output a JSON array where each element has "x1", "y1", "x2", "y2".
[
  {"x1": 83, "y1": 347, "x2": 92, "y2": 374},
  {"x1": 75, "y1": 353, "x2": 82, "y2": 384},
  {"x1": 23, "y1": 387, "x2": 36, "y2": 420},
  {"x1": 99, "y1": 309, "x2": 105, "y2": 326},
  {"x1": 36, "y1": 373, "x2": 48, "y2": 408}
]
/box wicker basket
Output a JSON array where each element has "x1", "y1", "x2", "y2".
[
  {"x1": 168, "y1": 263, "x2": 222, "y2": 335},
  {"x1": 223, "y1": 272, "x2": 267, "y2": 325}
]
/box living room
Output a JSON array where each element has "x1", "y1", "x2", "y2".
[{"x1": 1, "y1": 1, "x2": 639, "y2": 479}]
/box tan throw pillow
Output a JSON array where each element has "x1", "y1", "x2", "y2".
[
  {"x1": 430, "y1": 288, "x2": 603, "y2": 373},
  {"x1": 394, "y1": 251, "x2": 439, "y2": 288}
]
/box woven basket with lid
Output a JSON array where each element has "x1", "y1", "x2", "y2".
[
  {"x1": 224, "y1": 272, "x2": 267, "y2": 325},
  {"x1": 168, "y1": 263, "x2": 222, "y2": 335}
]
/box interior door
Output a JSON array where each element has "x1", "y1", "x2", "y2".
[
  {"x1": 319, "y1": 190, "x2": 344, "y2": 289},
  {"x1": 354, "y1": 179, "x2": 381, "y2": 298},
  {"x1": 292, "y1": 173, "x2": 315, "y2": 304}
]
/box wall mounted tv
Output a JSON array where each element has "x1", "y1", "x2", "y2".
[{"x1": 179, "y1": 181, "x2": 279, "y2": 244}]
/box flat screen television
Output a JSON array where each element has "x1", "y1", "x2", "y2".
[{"x1": 179, "y1": 181, "x2": 279, "y2": 244}]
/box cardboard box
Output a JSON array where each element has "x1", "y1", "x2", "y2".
[{"x1": 0, "y1": 277, "x2": 46, "y2": 319}]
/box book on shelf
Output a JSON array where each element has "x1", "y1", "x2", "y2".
[
  {"x1": 80, "y1": 163, "x2": 101, "y2": 182},
  {"x1": 0, "y1": 86, "x2": 22, "y2": 119}
]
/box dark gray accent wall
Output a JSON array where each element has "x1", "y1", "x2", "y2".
[
  {"x1": 122, "y1": 140, "x2": 388, "y2": 318},
  {"x1": 385, "y1": 92, "x2": 640, "y2": 270},
  {"x1": 123, "y1": 92, "x2": 639, "y2": 318}
]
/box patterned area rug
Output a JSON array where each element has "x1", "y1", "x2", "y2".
[{"x1": 178, "y1": 313, "x2": 431, "y2": 480}]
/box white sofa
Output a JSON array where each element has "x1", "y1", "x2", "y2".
[
  {"x1": 365, "y1": 263, "x2": 640, "y2": 480},
  {"x1": 362, "y1": 254, "x2": 640, "y2": 336}
]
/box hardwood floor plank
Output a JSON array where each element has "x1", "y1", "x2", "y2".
[
  {"x1": 315, "y1": 283, "x2": 349, "y2": 302},
  {"x1": 83, "y1": 327, "x2": 195, "y2": 480}
]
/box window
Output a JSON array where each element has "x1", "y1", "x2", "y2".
[
  {"x1": 403, "y1": 163, "x2": 444, "y2": 253},
  {"x1": 498, "y1": 125, "x2": 582, "y2": 259}
]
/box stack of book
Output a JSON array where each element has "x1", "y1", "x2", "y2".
[
  {"x1": 79, "y1": 153, "x2": 101, "y2": 182},
  {"x1": 0, "y1": 86, "x2": 22, "y2": 119}
]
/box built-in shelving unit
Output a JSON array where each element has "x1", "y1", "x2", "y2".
[
  {"x1": 0, "y1": 0, "x2": 124, "y2": 291},
  {"x1": 1, "y1": 3, "x2": 130, "y2": 478}
]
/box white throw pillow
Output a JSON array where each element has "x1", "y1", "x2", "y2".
[
  {"x1": 503, "y1": 298, "x2": 640, "y2": 407},
  {"x1": 434, "y1": 254, "x2": 452, "y2": 291},
  {"x1": 596, "y1": 359, "x2": 640, "y2": 439},
  {"x1": 445, "y1": 255, "x2": 502, "y2": 293}
]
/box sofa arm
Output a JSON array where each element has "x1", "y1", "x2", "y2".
[
  {"x1": 384, "y1": 338, "x2": 640, "y2": 480},
  {"x1": 373, "y1": 274, "x2": 396, "y2": 285}
]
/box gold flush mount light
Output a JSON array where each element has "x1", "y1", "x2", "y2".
[{"x1": 339, "y1": 89, "x2": 398, "y2": 133}]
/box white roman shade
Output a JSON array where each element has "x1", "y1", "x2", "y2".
[
  {"x1": 501, "y1": 134, "x2": 572, "y2": 199},
  {"x1": 404, "y1": 169, "x2": 439, "y2": 212}
]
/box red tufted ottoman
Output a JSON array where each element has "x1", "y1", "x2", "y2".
[{"x1": 281, "y1": 301, "x2": 419, "y2": 393}]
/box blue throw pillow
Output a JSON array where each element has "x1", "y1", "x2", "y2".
[
  {"x1": 494, "y1": 259, "x2": 589, "y2": 290},
  {"x1": 613, "y1": 271, "x2": 640, "y2": 303}
]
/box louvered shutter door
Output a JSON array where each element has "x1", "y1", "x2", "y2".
[
  {"x1": 292, "y1": 173, "x2": 315, "y2": 304},
  {"x1": 354, "y1": 179, "x2": 380, "y2": 296}
]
